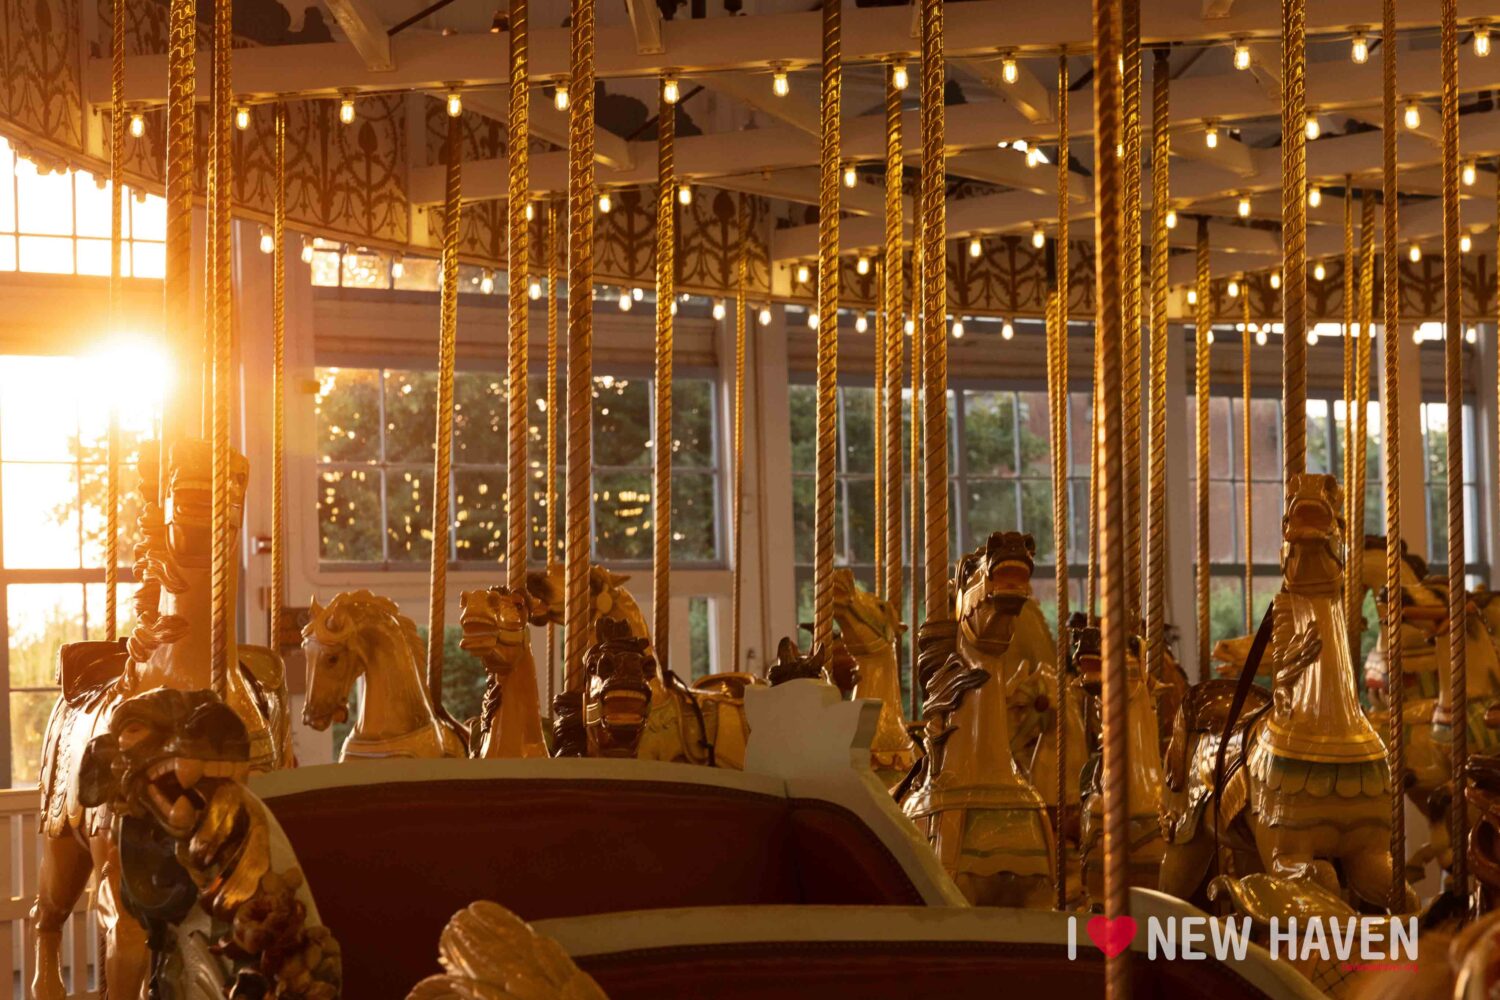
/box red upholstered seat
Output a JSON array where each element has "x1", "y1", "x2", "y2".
[{"x1": 263, "y1": 777, "x2": 924, "y2": 998}]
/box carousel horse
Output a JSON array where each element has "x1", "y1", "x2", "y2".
[
  {"x1": 1159, "y1": 473, "x2": 1416, "y2": 912},
  {"x1": 457, "y1": 586, "x2": 548, "y2": 758},
  {"x1": 301, "y1": 590, "x2": 467, "y2": 760},
  {"x1": 33, "y1": 441, "x2": 294, "y2": 1000},
  {"x1": 526, "y1": 562, "x2": 650, "y2": 649},
  {"x1": 1147, "y1": 625, "x2": 1191, "y2": 753},
  {"x1": 830, "y1": 568, "x2": 915, "y2": 788},
  {"x1": 1074, "y1": 618, "x2": 1167, "y2": 894},
  {"x1": 897, "y1": 534, "x2": 1055, "y2": 908}
]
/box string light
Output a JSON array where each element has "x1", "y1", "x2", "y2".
[
  {"x1": 631, "y1": 286, "x2": 645, "y2": 301},
  {"x1": 1187, "y1": 288, "x2": 1198, "y2": 305},
  {"x1": 1467, "y1": 326, "x2": 1479, "y2": 344},
  {"x1": 1408, "y1": 242, "x2": 1422, "y2": 263},
  {"x1": 771, "y1": 65, "x2": 790, "y2": 98},
  {"x1": 669, "y1": 300, "x2": 678, "y2": 316},
  {"x1": 1204, "y1": 121, "x2": 1220, "y2": 148},
  {"x1": 891, "y1": 61, "x2": 909, "y2": 91},
  {"x1": 1313, "y1": 261, "x2": 1326, "y2": 281},
  {"x1": 1463, "y1": 160, "x2": 1478, "y2": 186},
  {"x1": 1308, "y1": 185, "x2": 1322, "y2": 208},
  {"x1": 1270, "y1": 271, "x2": 1281, "y2": 289},
  {"x1": 1001, "y1": 319, "x2": 1015, "y2": 340},
  {"x1": 1001, "y1": 51, "x2": 1019, "y2": 84},
  {"x1": 1476, "y1": 23, "x2": 1492, "y2": 57},
  {"x1": 952, "y1": 318, "x2": 965, "y2": 339},
  {"x1": 807, "y1": 311, "x2": 819, "y2": 330},
  {"x1": 1461, "y1": 232, "x2": 1473, "y2": 253},
  {"x1": 128, "y1": 111, "x2": 145, "y2": 138},
  {"x1": 796, "y1": 263, "x2": 811, "y2": 284},
  {"x1": 904, "y1": 318, "x2": 915, "y2": 335},
  {"x1": 529, "y1": 280, "x2": 542, "y2": 300},
  {"x1": 524, "y1": 202, "x2": 535, "y2": 222},
  {"x1": 1304, "y1": 113, "x2": 1320, "y2": 140},
  {"x1": 339, "y1": 96, "x2": 356, "y2": 125},
  {"x1": 1206, "y1": 329, "x2": 1215, "y2": 344},
  {"x1": 554, "y1": 80, "x2": 570, "y2": 111},
  {"x1": 1412, "y1": 328, "x2": 1424, "y2": 345},
  {"x1": 1256, "y1": 328, "x2": 1268, "y2": 346},
  {"x1": 843, "y1": 163, "x2": 858, "y2": 188},
  {"x1": 968, "y1": 235, "x2": 983, "y2": 258},
  {"x1": 598, "y1": 190, "x2": 613, "y2": 213},
  {"x1": 855, "y1": 313, "x2": 868, "y2": 333},
  {"x1": 235, "y1": 105, "x2": 250, "y2": 130},
  {"x1": 1026, "y1": 144, "x2": 1044, "y2": 168},
  {"x1": 391, "y1": 253, "x2": 404, "y2": 278},
  {"x1": 856, "y1": 254, "x2": 870, "y2": 275},
  {"x1": 1165, "y1": 207, "x2": 1178, "y2": 229},
  {"x1": 1031, "y1": 225, "x2": 1045, "y2": 249},
  {"x1": 758, "y1": 305, "x2": 773, "y2": 326},
  {"x1": 1232, "y1": 39, "x2": 1251, "y2": 70},
  {"x1": 1351, "y1": 30, "x2": 1369, "y2": 64},
  {"x1": 662, "y1": 75, "x2": 680, "y2": 104},
  {"x1": 480, "y1": 269, "x2": 495, "y2": 295},
  {"x1": 678, "y1": 182, "x2": 693, "y2": 206},
  {"x1": 1403, "y1": 100, "x2": 1422, "y2": 130},
  {"x1": 258, "y1": 227, "x2": 274, "y2": 254},
  {"x1": 713, "y1": 299, "x2": 726, "y2": 321},
  {"x1": 1307, "y1": 329, "x2": 1319, "y2": 346},
  {"x1": 1238, "y1": 193, "x2": 1252, "y2": 217},
  {"x1": 619, "y1": 289, "x2": 633, "y2": 311},
  {"x1": 446, "y1": 90, "x2": 464, "y2": 117},
  {"x1": 1227, "y1": 277, "x2": 1240, "y2": 298}
]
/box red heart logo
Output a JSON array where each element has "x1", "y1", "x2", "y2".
[{"x1": 1086, "y1": 915, "x2": 1138, "y2": 958}]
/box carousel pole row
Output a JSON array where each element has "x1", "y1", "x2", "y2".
[
  {"x1": 1146, "y1": 48, "x2": 1170, "y2": 700},
  {"x1": 653, "y1": 75, "x2": 675, "y2": 670},
  {"x1": 563, "y1": 0, "x2": 597, "y2": 691},
  {"x1": 731, "y1": 193, "x2": 747, "y2": 671},
  {"x1": 546, "y1": 201, "x2": 560, "y2": 703},
  {"x1": 208, "y1": 0, "x2": 234, "y2": 698},
  {"x1": 874, "y1": 257, "x2": 886, "y2": 594},
  {"x1": 1440, "y1": 0, "x2": 1469, "y2": 901},
  {"x1": 1122, "y1": 0, "x2": 1143, "y2": 626},
  {"x1": 1352, "y1": 190, "x2": 1375, "y2": 642},
  {"x1": 1091, "y1": 0, "x2": 1131, "y2": 989},
  {"x1": 1050, "y1": 49, "x2": 1072, "y2": 912},
  {"x1": 1342, "y1": 184, "x2": 1356, "y2": 620},
  {"x1": 506, "y1": 0, "x2": 531, "y2": 595},
  {"x1": 1242, "y1": 286, "x2": 1252, "y2": 635},
  {"x1": 1380, "y1": 0, "x2": 1407, "y2": 914},
  {"x1": 909, "y1": 235, "x2": 924, "y2": 716},
  {"x1": 919, "y1": 0, "x2": 948, "y2": 626},
  {"x1": 1194, "y1": 219, "x2": 1211, "y2": 680},
  {"x1": 105, "y1": 0, "x2": 124, "y2": 642},
  {"x1": 1280, "y1": 0, "x2": 1308, "y2": 483},
  {"x1": 811, "y1": 0, "x2": 841, "y2": 655},
  {"x1": 270, "y1": 102, "x2": 288, "y2": 659},
  {"x1": 883, "y1": 66, "x2": 904, "y2": 615}
]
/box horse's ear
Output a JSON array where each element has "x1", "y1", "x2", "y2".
[{"x1": 309, "y1": 596, "x2": 323, "y2": 618}]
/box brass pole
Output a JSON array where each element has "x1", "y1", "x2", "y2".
[
  {"x1": 874, "y1": 257, "x2": 886, "y2": 592},
  {"x1": 1092, "y1": 0, "x2": 1131, "y2": 986},
  {"x1": 653, "y1": 79, "x2": 675, "y2": 670},
  {"x1": 1051, "y1": 52, "x2": 1073, "y2": 912},
  {"x1": 1351, "y1": 192, "x2": 1375, "y2": 659},
  {"x1": 1147, "y1": 49, "x2": 1170, "y2": 698},
  {"x1": 918, "y1": 0, "x2": 948, "y2": 620},
  {"x1": 1282, "y1": 0, "x2": 1309, "y2": 481},
  {"x1": 1440, "y1": 0, "x2": 1468, "y2": 900},
  {"x1": 1342, "y1": 183, "x2": 1356, "y2": 623},
  {"x1": 909, "y1": 241, "x2": 924, "y2": 716},
  {"x1": 427, "y1": 117, "x2": 462, "y2": 717},
  {"x1": 546, "y1": 201, "x2": 560, "y2": 704},
  {"x1": 812, "y1": 0, "x2": 842, "y2": 653},
  {"x1": 884, "y1": 69, "x2": 905, "y2": 610},
  {"x1": 1122, "y1": 0, "x2": 1143, "y2": 624},
  {"x1": 731, "y1": 194, "x2": 748, "y2": 671},
  {"x1": 1195, "y1": 220, "x2": 1211, "y2": 680},
  {"x1": 163, "y1": 0, "x2": 196, "y2": 455},
  {"x1": 209, "y1": 0, "x2": 233, "y2": 698},
  {"x1": 1243, "y1": 286, "x2": 1253, "y2": 634},
  {"x1": 270, "y1": 103, "x2": 287, "y2": 658},
  {"x1": 105, "y1": 0, "x2": 125, "y2": 642},
  {"x1": 563, "y1": 0, "x2": 596, "y2": 690},
  {"x1": 506, "y1": 0, "x2": 531, "y2": 593},
  {"x1": 1380, "y1": 0, "x2": 1406, "y2": 913}
]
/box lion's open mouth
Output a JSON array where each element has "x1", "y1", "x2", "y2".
[{"x1": 141, "y1": 756, "x2": 248, "y2": 837}]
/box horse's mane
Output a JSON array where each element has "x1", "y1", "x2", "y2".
[{"x1": 306, "y1": 590, "x2": 421, "y2": 655}]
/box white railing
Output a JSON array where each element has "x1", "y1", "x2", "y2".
[{"x1": 0, "y1": 788, "x2": 96, "y2": 1000}]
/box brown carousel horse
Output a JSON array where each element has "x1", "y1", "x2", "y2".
[
  {"x1": 1159, "y1": 473, "x2": 1416, "y2": 912},
  {"x1": 33, "y1": 441, "x2": 294, "y2": 1000},
  {"x1": 897, "y1": 533, "x2": 1055, "y2": 908},
  {"x1": 830, "y1": 568, "x2": 915, "y2": 788},
  {"x1": 301, "y1": 590, "x2": 467, "y2": 759},
  {"x1": 457, "y1": 585, "x2": 548, "y2": 758}
]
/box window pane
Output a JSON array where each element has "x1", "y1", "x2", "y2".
[
  {"x1": 454, "y1": 371, "x2": 505, "y2": 466},
  {"x1": 74, "y1": 175, "x2": 111, "y2": 238},
  {"x1": 594, "y1": 377, "x2": 650, "y2": 468},
  {"x1": 1019, "y1": 480, "x2": 1055, "y2": 563},
  {"x1": 9, "y1": 583, "x2": 85, "y2": 688},
  {"x1": 964, "y1": 390, "x2": 1016, "y2": 476},
  {"x1": 315, "y1": 368, "x2": 382, "y2": 463},
  {"x1": 844, "y1": 478, "x2": 875, "y2": 565},
  {"x1": 454, "y1": 468, "x2": 504, "y2": 561},
  {"x1": 1249, "y1": 481, "x2": 1282, "y2": 564},
  {"x1": 791, "y1": 476, "x2": 815, "y2": 564},
  {"x1": 132, "y1": 193, "x2": 166, "y2": 241},
  {"x1": 341, "y1": 251, "x2": 389, "y2": 289},
  {"x1": 393, "y1": 256, "x2": 439, "y2": 291},
  {"x1": 130, "y1": 241, "x2": 164, "y2": 279},
  {"x1": 11, "y1": 690, "x2": 55, "y2": 786},
  {"x1": 3, "y1": 463, "x2": 81, "y2": 569},
  {"x1": 15, "y1": 161, "x2": 72, "y2": 235},
  {"x1": 317, "y1": 468, "x2": 382, "y2": 561},
  {"x1": 673, "y1": 379, "x2": 715, "y2": 469},
  {"x1": 594, "y1": 470, "x2": 651, "y2": 561},
  {"x1": 76, "y1": 238, "x2": 110, "y2": 276},
  {"x1": 18, "y1": 235, "x2": 73, "y2": 273},
  {"x1": 789, "y1": 385, "x2": 815, "y2": 473},
  {"x1": 688, "y1": 596, "x2": 712, "y2": 681},
  {"x1": 672, "y1": 470, "x2": 717, "y2": 562},
  {"x1": 1, "y1": 355, "x2": 78, "y2": 460},
  {"x1": 80, "y1": 459, "x2": 144, "y2": 569},
  {"x1": 966, "y1": 479, "x2": 1017, "y2": 550},
  {"x1": 1016, "y1": 391, "x2": 1052, "y2": 478},
  {"x1": 841, "y1": 387, "x2": 876, "y2": 474},
  {"x1": 1306, "y1": 399, "x2": 1332, "y2": 475},
  {"x1": 386, "y1": 467, "x2": 435, "y2": 562},
  {"x1": 384, "y1": 370, "x2": 438, "y2": 464}
]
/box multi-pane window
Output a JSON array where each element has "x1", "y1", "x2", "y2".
[
  {"x1": 0, "y1": 137, "x2": 166, "y2": 278},
  {"x1": 314, "y1": 368, "x2": 720, "y2": 568},
  {"x1": 1420, "y1": 400, "x2": 1484, "y2": 574}
]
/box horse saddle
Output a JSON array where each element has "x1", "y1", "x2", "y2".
[
  {"x1": 59, "y1": 639, "x2": 128, "y2": 707},
  {"x1": 1180, "y1": 678, "x2": 1271, "y2": 735}
]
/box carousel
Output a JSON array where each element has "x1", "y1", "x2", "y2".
[{"x1": 10, "y1": 0, "x2": 1500, "y2": 996}]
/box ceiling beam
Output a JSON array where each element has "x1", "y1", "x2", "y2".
[
  {"x1": 694, "y1": 71, "x2": 821, "y2": 135},
  {"x1": 952, "y1": 57, "x2": 1055, "y2": 124},
  {"x1": 459, "y1": 89, "x2": 636, "y2": 171},
  {"x1": 323, "y1": 0, "x2": 393, "y2": 71},
  {"x1": 623, "y1": 0, "x2": 665, "y2": 55}
]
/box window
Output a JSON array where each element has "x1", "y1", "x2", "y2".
[
  {"x1": 314, "y1": 368, "x2": 721, "y2": 568},
  {"x1": 1420, "y1": 400, "x2": 1485, "y2": 578},
  {"x1": 0, "y1": 136, "x2": 166, "y2": 278}
]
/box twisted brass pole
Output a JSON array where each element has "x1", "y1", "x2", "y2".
[
  {"x1": 1342, "y1": 184, "x2": 1356, "y2": 621},
  {"x1": 1352, "y1": 192, "x2": 1375, "y2": 658},
  {"x1": 653, "y1": 80, "x2": 675, "y2": 671},
  {"x1": 1147, "y1": 49, "x2": 1170, "y2": 695},
  {"x1": 1243, "y1": 287, "x2": 1253, "y2": 634},
  {"x1": 163, "y1": 0, "x2": 196, "y2": 457},
  {"x1": 884, "y1": 68, "x2": 905, "y2": 610},
  {"x1": 874, "y1": 257, "x2": 886, "y2": 591},
  {"x1": 209, "y1": 0, "x2": 233, "y2": 699},
  {"x1": 909, "y1": 240, "x2": 924, "y2": 716},
  {"x1": 812, "y1": 0, "x2": 842, "y2": 654},
  {"x1": 564, "y1": 0, "x2": 596, "y2": 689},
  {"x1": 1282, "y1": 0, "x2": 1308, "y2": 482},
  {"x1": 1092, "y1": 0, "x2": 1131, "y2": 986},
  {"x1": 270, "y1": 103, "x2": 287, "y2": 658},
  {"x1": 1195, "y1": 219, "x2": 1211, "y2": 680},
  {"x1": 507, "y1": 0, "x2": 531, "y2": 593},
  {"x1": 1122, "y1": 0, "x2": 1143, "y2": 625},
  {"x1": 427, "y1": 117, "x2": 462, "y2": 718},
  {"x1": 105, "y1": 0, "x2": 124, "y2": 642},
  {"x1": 1380, "y1": 0, "x2": 1406, "y2": 914},
  {"x1": 1440, "y1": 0, "x2": 1468, "y2": 900},
  {"x1": 1046, "y1": 285, "x2": 1068, "y2": 911},
  {"x1": 918, "y1": 0, "x2": 948, "y2": 621},
  {"x1": 731, "y1": 194, "x2": 747, "y2": 671},
  {"x1": 546, "y1": 201, "x2": 560, "y2": 704}
]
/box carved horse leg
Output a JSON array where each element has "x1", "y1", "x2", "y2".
[
  {"x1": 1158, "y1": 832, "x2": 1216, "y2": 901},
  {"x1": 31, "y1": 834, "x2": 92, "y2": 1000},
  {"x1": 1256, "y1": 826, "x2": 1341, "y2": 897},
  {"x1": 1343, "y1": 832, "x2": 1415, "y2": 911},
  {"x1": 93, "y1": 839, "x2": 149, "y2": 1000}
]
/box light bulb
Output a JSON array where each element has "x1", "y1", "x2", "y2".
[
  {"x1": 796, "y1": 263, "x2": 811, "y2": 285},
  {"x1": 669, "y1": 300, "x2": 678, "y2": 316},
  {"x1": 1205, "y1": 122, "x2": 1220, "y2": 148},
  {"x1": 1304, "y1": 114, "x2": 1320, "y2": 140},
  {"x1": 662, "y1": 76, "x2": 680, "y2": 104},
  {"x1": 1476, "y1": 24, "x2": 1491, "y2": 57},
  {"x1": 758, "y1": 306, "x2": 773, "y2": 326},
  {"x1": 968, "y1": 236, "x2": 982, "y2": 258},
  {"x1": 904, "y1": 318, "x2": 915, "y2": 335},
  {"x1": 855, "y1": 313, "x2": 868, "y2": 333},
  {"x1": 301, "y1": 238, "x2": 315, "y2": 264},
  {"x1": 1187, "y1": 288, "x2": 1198, "y2": 305},
  {"x1": 1001, "y1": 52, "x2": 1019, "y2": 84},
  {"x1": 128, "y1": 111, "x2": 145, "y2": 138},
  {"x1": 524, "y1": 202, "x2": 535, "y2": 221},
  {"x1": 391, "y1": 254, "x2": 404, "y2": 278},
  {"x1": 952, "y1": 319, "x2": 965, "y2": 339},
  {"x1": 1165, "y1": 208, "x2": 1178, "y2": 229},
  {"x1": 1313, "y1": 261, "x2": 1326, "y2": 281},
  {"x1": 480, "y1": 269, "x2": 494, "y2": 295},
  {"x1": 529, "y1": 280, "x2": 542, "y2": 300},
  {"x1": 892, "y1": 62, "x2": 909, "y2": 91},
  {"x1": 712, "y1": 300, "x2": 726, "y2": 321},
  {"x1": 1012, "y1": 138, "x2": 1028, "y2": 153},
  {"x1": 843, "y1": 163, "x2": 858, "y2": 188},
  {"x1": 1238, "y1": 193, "x2": 1251, "y2": 217},
  {"x1": 258, "y1": 227, "x2": 273, "y2": 254},
  {"x1": 1026, "y1": 145, "x2": 1043, "y2": 167},
  {"x1": 598, "y1": 190, "x2": 612, "y2": 213},
  {"x1": 554, "y1": 81, "x2": 570, "y2": 111},
  {"x1": 1227, "y1": 278, "x2": 1240, "y2": 298},
  {"x1": 1031, "y1": 226, "x2": 1045, "y2": 249},
  {"x1": 235, "y1": 105, "x2": 250, "y2": 130},
  {"x1": 1206, "y1": 329, "x2": 1215, "y2": 344},
  {"x1": 631, "y1": 286, "x2": 644, "y2": 301},
  {"x1": 772, "y1": 67, "x2": 790, "y2": 97},
  {"x1": 1233, "y1": 40, "x2": 1251, "y2": 71},
  {"x1": 678, "y1": 182, "x2": 692, "y2": 206},
  {"x1": 856, "y1": 255, "x2": 870, "y2": 275},
  {"x1": 1412, "y1": 328, "x2": 1424, "y2": 345},
  {"x1": 619, "y1": 290, "x2": 633, "y2": 311},
  {"x1": 1270, "y1": 271, "x2": 1281, "y2": 289},
  {"x1": 1467, "y1": 326, "x2": 1479, "y2": 344},
  {"x1": 1461, "y1": 233, "x2": 1473, "y2": 253},
  {"x1": 1463, "y1": 161, "x2": 1477, "y2": 186},
  {"x1": 339, "y1": 97, "x2": 356, "y2": 125},
  {"x1": 1409, "y1": 242, "x2": 1422, "y2": 263},
  {"x1": 1308, "y1": 185, "x2": 1322, "y2": 208},
  {"x1": 1001, "y1": 320, "x2": 1015, "y2": 340},
  {"x1": 1256, "y1": 329, "x2": 1268, "y2": 346},
  {"x1": 1404, "y1": 101, "x2": 1421, "y2": 130},
  {"x1": 807, "y1": 312, "x2": 819, "y2": 330},
  {"x1": 1351, "y1": 31, "x2": 1369, "y2": 64},
  {"x1": 1307, "y1": 330, "x2": 1319, "y2": 345},
  {"x1": 446, "y1": 90, "x2": 463, "y2": 117}
]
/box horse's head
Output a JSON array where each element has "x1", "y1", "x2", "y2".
[
  {"x1": 301, "y1": 590, "x2": 395, "y2": 730},
  {"x1": 524, "y1": 563, "x2": 565, "y2": 625},
  {"x1": 459, "y1": 586, "x2": 532, "y2": 677},
  {"x1": 956, "y1": 532, "x2": 1036, "y2": 652},
  {"x1": 161, "y1": 440, "x2": 250, "y2": 571},
  {"x1": 769, "y1": 636, "x2": 829, "y2": 685},
  {"x1": 583, "y1": 617, "x2": 655, "y2": 757},
  {"x1": 1281, "y1": 473, "x2": 1345, "y2": 594},
  {"x1": 830, "y1": 568, "x2": 902, "y2": 649},
  {"x1": 1068, "y1": 611, "x2": 1103, "y2": 692}
]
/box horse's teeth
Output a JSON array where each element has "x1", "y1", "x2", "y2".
[
  {"x1": 168, "y1": 794, "x2": 195, "y2": 831},
  {"x1": 175, "y1": 757, "x2": 204, "y2": 789}
]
